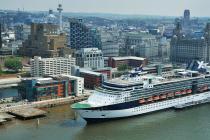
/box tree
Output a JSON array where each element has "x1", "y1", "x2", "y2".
[{"x1": 4, "y1": 57, "x2": 22, "y2": 72}]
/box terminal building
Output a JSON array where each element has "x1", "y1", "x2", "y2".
[
  {"x1": 30, "y1": 55, "x2": 76, "y2": 77},
  {"x1": 18, "y1": 75, "x2": 84, "y2": 101}
]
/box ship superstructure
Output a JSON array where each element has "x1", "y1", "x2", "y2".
[{"x1": 71, "y1": 61, "x2": 210, "y2": 122}]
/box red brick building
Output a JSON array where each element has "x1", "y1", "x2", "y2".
[
  {"x1": 94, "y1": 67, "x2": 112, "y2": 79},
  {"x1": 108, "y1": 56, "x2": 147, "y2": 68},
  {"x1": 80, "y1": 70, "x2": 103, "y2": 89}
]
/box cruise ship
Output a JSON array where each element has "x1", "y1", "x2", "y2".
[{"x1": 71, "y1": 61, "x2": 210, "y2": 122}]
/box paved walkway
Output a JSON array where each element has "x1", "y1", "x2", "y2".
[{"x1": 0, "y1": 95, "x2": 89, "y2": 113}]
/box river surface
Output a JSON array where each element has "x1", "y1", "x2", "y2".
[
  {"x1": 0, "y1": 88, "x2": 18, "y2": 98},
  {"x1": 0, "y1": 88, "x2": 210, "y2": 140}
]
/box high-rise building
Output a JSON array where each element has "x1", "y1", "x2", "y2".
[
  {"x1": 69, "y1": 18, "x2": 102, "y2": 50},
  {"x1": 19, "y1": 23, "x2": 68, "y2": 58},
  {"x1": 184, "y1": 9, "x2": 190, "y2": 22},
  {"x1": 75, "y1": 48, "x2": 104, "y2": 69},
  {"x1": 183, "y1": 9, "x2": 191, "y2": 30},
  {"x1": 30, "y1": 55, "x2": 76, "y2": 77}
]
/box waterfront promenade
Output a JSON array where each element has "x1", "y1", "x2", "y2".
[
  {"x1": 0, "y1": 95, "x2": 89, "y2": 113},
  {"x1": 0, "y1": 78, "x2": 21, "y2": 88}
]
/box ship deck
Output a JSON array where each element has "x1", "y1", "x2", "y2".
[{"x1": 106, "y1": 73, "x2": 206, "y2": 86}]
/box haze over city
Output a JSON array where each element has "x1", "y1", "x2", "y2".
[
  {"x1": 0, "y1": 0, "x2": 210, "y2": 17},
  {"x1": 1, "y1": 1, "x2": 210, "y2": 140}
]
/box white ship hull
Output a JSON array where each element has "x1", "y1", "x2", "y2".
[{"x1": 76, "y1": 92, "x2": 210, "y2": 122}]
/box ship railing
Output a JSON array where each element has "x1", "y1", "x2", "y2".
[{"x1": 95, "y1": 87, "x2": 122, "y2": 94}]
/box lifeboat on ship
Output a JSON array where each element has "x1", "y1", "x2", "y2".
[
  {"x1": 186, "y1": 89, "x2": 192, "y2": 94},
  {"x1": 203, "y1": 85, "x2": 208, "y2": 91},
  {"x1": 139, "y1": 99, "x2": 146, "y2": 104},
  {"x1": 153, "y1": 95, "x2": 160, "y2": 101},
  {"x1": 175, "y1": 91, "x2": 181, "y2": 95},
  {"x1": 167, "y1": 92, "x2": 174, "y2": 97},
  {"x1": 160, "y1": 94, "x2": 167, "y2": 99},
  {"x1": 147, "y1": 97, "x2": 153, "y2": 102},
  {"x1": 181, "y1": 90, "x2": 187, "y2": 95}
]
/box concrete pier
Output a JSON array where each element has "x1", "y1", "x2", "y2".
[
  {"x1": 9, "y1": 108, "x2": 47, "y2": 120},
  {"x1": 0, "y1": 95, "x2": 89, "y2": 113}
]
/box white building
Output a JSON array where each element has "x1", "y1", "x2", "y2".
[
  {"x1": 76, "y1": 48, "x2": 104, "y2": 69},
  {"x1": 30, "y1": 55, "x2": 76, "y2": 77}
]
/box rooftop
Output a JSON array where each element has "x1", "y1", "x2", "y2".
[
  {"x1": 80, "y1": 69, "x2": 102, "y2": 76},
  {"x1": 112, "y1": 56, "x2": 146, "y2": 61}
]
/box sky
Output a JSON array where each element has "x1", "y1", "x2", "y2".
[{"x1": 0, "y1": 0, "x2": 210, "y2": 17}]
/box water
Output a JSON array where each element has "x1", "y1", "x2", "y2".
[
  {"x1": 0, "y1": 104, "x2": 210, "y2": 140},
  {"x1": 1, "y1": 88, "x2": 210, "y2": 140},
  {"x1": 0, "y1": 88, "x2": 18, "y2": 98}
]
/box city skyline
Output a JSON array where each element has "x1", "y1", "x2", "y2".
[{"x1": 0, "y1": 0, "x2": 210, "y2": 17}]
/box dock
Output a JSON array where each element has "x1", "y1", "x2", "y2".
[
  {"x1": 0, "y1": 95, "x2": 89, "y2": 121},
  {"x1": 8, "y1": 108, "x2": 47, "y2": 120},
  {"x1": 0, "y1": 95, "x2": 89, "y2": 113}
]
